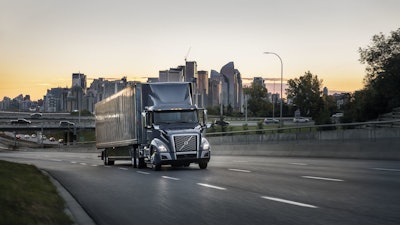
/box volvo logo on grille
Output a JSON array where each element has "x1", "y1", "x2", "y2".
[{"x1": 178, "y1": 136, "x2": 193, "y2": 151}]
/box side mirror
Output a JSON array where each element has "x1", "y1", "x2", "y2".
[
  {"x1": 142, "y1": 111, "x2": 151, "y2": 129},
  {"x1": 197, "y1": 108, "x2": 208, "y2": 126}
]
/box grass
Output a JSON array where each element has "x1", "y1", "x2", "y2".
[{"x1": 0, "y1": 160, "x2": 73, "y2": 225}]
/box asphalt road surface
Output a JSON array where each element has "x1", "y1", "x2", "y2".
[{"x1": 1, "y1": 150, "x2": 400, "y2": 225}]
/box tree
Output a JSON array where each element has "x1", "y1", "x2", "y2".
[
  {"x1": 286, "y1": 71, "x2": 323, "y2": 120},
  {"x1": 347, "y1": 28, "x2": 400, "y2": 121},
  {"x1": 243, "y1": 82, "x2": 271, "y2": 117}
]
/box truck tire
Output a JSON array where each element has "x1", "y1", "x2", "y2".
[
  {"x1": 104, "y1": 150, "x2": 114, "y2": 165},
  {"x1": 152, "y1": 163, "x2": 161, "y2": 171},
  {"x1": 199, "y1": 161, "x2": 208, "y2": 169},
  {"x1": 131, "y1": 155, "x2": 146, "y2": 168},
  {"x1": 138, "y1": 158, "x2": 146, "y2": 168},
  {"x1": 104, "y1": 156, "x2": 114, "y2": 165}
]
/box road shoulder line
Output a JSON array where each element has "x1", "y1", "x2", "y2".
[{"x1": 42, "y1": 170, "x2": 96, "y2": 225}]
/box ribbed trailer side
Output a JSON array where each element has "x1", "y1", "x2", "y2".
[{"x1": 95, "y1": 86, "x2": 137, "y2": 149}]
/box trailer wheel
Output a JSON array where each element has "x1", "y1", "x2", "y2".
[
  {"x1": 104, "y1": 156, "x2": 114, "y2": 165},
  {"x1": 199, "y1": 161, "x2": 208, "y2": 169},
  {"x1": 104, "y1": 150, "x2": 114, "y2": 165}
]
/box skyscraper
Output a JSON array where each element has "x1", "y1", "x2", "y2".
[
  {"x1": 220, "y1": 62, "x2": 243, "y2": 112},
  {"x1": 208, "y1": 70, "x2": 222, "y2": 107},
  {"x1": 197, "y1": 70, "x2": 209, "y2": 107},
  {"x1": 185, "y1": 61, "x2": 197, "y2": 82},
  {"x1": 72, "y1": 73, "x2": 87, "y2": 90}
]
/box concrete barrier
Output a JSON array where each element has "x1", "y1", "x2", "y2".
[
  {"x1": 209, "y1": 138, "x2": 400, "y2": 160},
  {"x1": 208, "y1": 127, "x2": 400, "y2": 160}
]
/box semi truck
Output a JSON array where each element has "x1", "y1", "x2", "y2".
[{"x1": 95, "y1": 82, "x2": 211, "y2": 170}]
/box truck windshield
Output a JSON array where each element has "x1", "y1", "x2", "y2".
[{"x1": 153, "y1": 110, "x2": 197, "y2": 124}]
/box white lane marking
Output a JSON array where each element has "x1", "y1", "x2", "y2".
[
  {"x1": 261, "y1": 196, "x2": 318, "y2": 208},
  {"x1": 70, "y1": 161, "x2": 77, "y2": 164},
  {"x1": 137, "y1": 171, "x2": 150, "y2": 175},
  {"x1": 80, "y1": 163, "x2": 87, "y2": 166},
  {"x1": 372, "y1": 167, "x2": 400, "y2": 172},
  {"x1": 119, "y1": 167, "x2": 128, "y2": 171},
  {"x1": 162, "y1": 176, "x2": 180, "y2": 180},
  {"x1": 197, "y1": 183, "x2": 227, "y2": 190},
  {"x1": 91, "y1": 165, "x2": 98, "y2": 167},
  {"x1": 104, "y1": 166, "x2": 111, "y2": 168},
  {"x1": 289, "y1": 162, "x2": 308, "y2": 166},
  {"x1": 301, "y1": 176, "x2": 344, "y2": 182},
  {"x1": 229, "y1": 168, "x2": 251, "y2": 173},
  {"x1": 233, "y1": 160, "x2": 248, "y2": 163}
]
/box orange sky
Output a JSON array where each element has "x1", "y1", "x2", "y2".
[{"x1": 1, "y1": 0, "x2": 398, "y2": 100}]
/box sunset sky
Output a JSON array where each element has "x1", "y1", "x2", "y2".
[{"x1": 1, "y1": 0, "x2": 400, "y2": 100}]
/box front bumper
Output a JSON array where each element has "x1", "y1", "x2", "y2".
[{"x1": 156, "y1": 150, "x2": 210, "y2": 166}]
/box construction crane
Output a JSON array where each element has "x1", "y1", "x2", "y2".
[{"x1": 184, "y1": 47, "x2": 191, "y2": 62}]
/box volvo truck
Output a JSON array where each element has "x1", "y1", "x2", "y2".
[{"x1": 95, "y1": 82, "x2": 210, "y2": 170}]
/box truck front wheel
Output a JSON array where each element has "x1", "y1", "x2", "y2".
[
  {"x1": 152, "y1": 163, "x2": 161, "y2": 171},
  {"x1": 199, "y1": 161, "x2": 208, "y2": 169}
]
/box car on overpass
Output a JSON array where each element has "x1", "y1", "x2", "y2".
[
  {"x1": 213, "y1": 119, "x2": 230, "y2": 126},
  {"x1": 30, "y1": 113, "x2": 42, "y2": 119},
  {"x1": 264, "y1": 118, "x2": 279, "y2": 124},
  {"x1": 59, "y1": 121, "x2": 75, "y2": 127},
  {"x1": 10, "y1": 118, "x2": 32, "y2": 125},
  {"x1": 293, "y1": 117, "x2": 310, "y2": 123}
]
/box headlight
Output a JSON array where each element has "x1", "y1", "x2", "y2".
[
  {"x1": 158, "y1": 144, "x2": 168, "y2": 152},
  {"x1": 201, "y1": 137, "x2": 210, "y2": 151}
]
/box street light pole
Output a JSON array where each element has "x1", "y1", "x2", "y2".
[{"x1": 264, "y1": 52, "x2": 283, "y2": 127}]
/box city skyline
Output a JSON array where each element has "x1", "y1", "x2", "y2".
[{"x1": 1, "y1": 0, "x2": 400, "y2": 100}]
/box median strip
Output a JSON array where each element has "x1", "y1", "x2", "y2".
[{"x1": 261, "y1": 196, "x2": 318, "y2": 208}]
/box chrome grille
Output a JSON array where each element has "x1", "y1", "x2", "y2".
[{"x1": 174, "y1": 135, "x2": 197, "y2": 152}]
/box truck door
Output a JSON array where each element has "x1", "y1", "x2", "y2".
[{"x1": 142, "y1": 111, "x2": 153, "y2": 145}]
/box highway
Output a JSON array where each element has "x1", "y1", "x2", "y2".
[{"x1": 1, "y1": 150, "x2": 400, "y2": 225}]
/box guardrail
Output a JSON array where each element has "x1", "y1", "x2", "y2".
[{"x1": 206, "y1": 120, "x2": 400, "y2": 144}]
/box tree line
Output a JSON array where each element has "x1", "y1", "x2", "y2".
[{"x1": 240, "y1": 28, "x2": 400, "y2": 124}]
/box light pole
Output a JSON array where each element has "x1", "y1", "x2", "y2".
[{"x1": 264, "y1": 52, "x2": 283, "y2": 127}]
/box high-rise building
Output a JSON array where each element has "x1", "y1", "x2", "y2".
[
  {"x1": 220, "y1": 62, "x2": 243, "y2": 112},
  {"x1": 159, "y1": 68, "x2": 184, "y2": 82},
  {"x1": 208, "y1": 70, "x2": 222, "y2": 107},
  {"x1": 85, "y1": 77, "x2": 129, "y2": 113},
  {"x1": 43, "y1": 87, "x2": 69, "y2": 112},
  {"x1": 72, "y1": 73, "x2": 87, "y2": 90},
  {"x1": 185, "y1": 61, "x2": 197, "y2": 82},
  {"x1": 197, "y1": 70, "x2": 209, "y2": 108}
]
